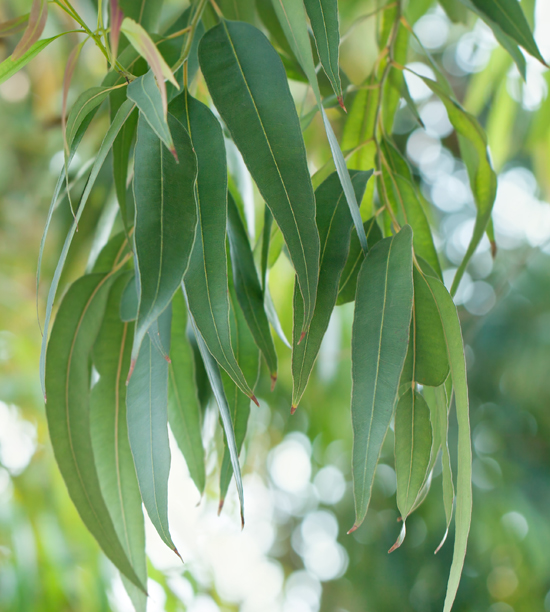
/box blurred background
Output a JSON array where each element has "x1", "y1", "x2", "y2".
[{"x1": 1, "y1": 0, "x2": 550, "y2": 611}]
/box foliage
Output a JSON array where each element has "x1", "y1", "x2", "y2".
[{"x1": 0, "y1": 0, "x2": 548, "y2": 611}]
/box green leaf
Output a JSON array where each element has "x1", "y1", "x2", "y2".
[
  {"x1": 0, "y1": 34, "x2": 66, "y2": 85},
  {"x1": 127, "y1": 306, "x2": 179, "y2": 554},
  {"x1": 121, "y1": 274, "x2": 139, "y2": 322},
  {"x1": 439, "y1": 0, "x2": 468, "y2": 23},
  {"x1": 45, "y1": 273, "x2": 144, "y2": 592},
  {"x1": 304, "y1": 0, "x2": 343, "y2": 102},
  {"x1": 168, "y1": 290, "x2": 206, "y2": 495},
  {"x1": 39, "y1": 99, "x2": 135, "y2": 396},
  {"x1": 199, "y1": 20, "x2": 320, "y2": 335},
  {"x1": 169, "y1": 91, "x2": 255, "y2": 401},
  {"x1": 0, "y1": 14, "x2": 29, "y2": 38},
  {"x1": 12, "y1": 0, "x2": 47, "y2": 60},
  {"x1": 401, "y1": 267, "x2": 449, "y2": 387},
  {"x1": 260, "y1": 206, "x2": 273, "y2": 290},
  {"x1": 65, "y1": 86, "x2": 115, "y2": 155},
  {"x1": 227, "y1": 194, "x2": 278, "y2": 382},
  {"x1": 417, "y1": 75, "x2": 497, "y2": 295},
  {"x1": 336, "y1": 217, "x2": 383, "y2": 305},
  {"x1": 270, "y1": 0, "x2": 369, "y2": 254},
  {"x1": 424, "y1": 276, "x2": 472, "y2": 612},
  {"x1": 119, "y1": 0, "x2": 163, "y2": 31},
  {"x1": 219, "y1": 276, "x2": 260, "y2": 508},
  {"x1": 394, "y1": 390, "x2": 433, "y2": 523},
  {"x1": 350, "y1": 226, "x2": 414, "y2": 531},
  {"x1": 292, "y1": 170, "x2": 372, "y2": 410},
  {"x1": 91, "y1": 231, "x2": 129, "y2": 274},
  {"x1": 132, "y1": 113, "x2": 197, "y2": 364},
  {"x1": 185, "y1": 289, "x2": 246, "y2": 526},
  {"x1": 128, "y1": 71, "x2": 176, "y2": 157},
  {"x1": 461, "y1": 0, "x2": 546, "y2": 64},
  {"x1": 90, "y1": 274, "x2": 147, "y2": 612},
  {"x1": 379, "y1": 138, "x2": 442, "y2": 279}
]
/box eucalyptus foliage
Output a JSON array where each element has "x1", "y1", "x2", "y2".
[{"x1": 0, "y1": 0, "x2": 545, "y2": 609}]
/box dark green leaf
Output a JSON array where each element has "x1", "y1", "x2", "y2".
[
  {"x1": 91, "y1": 231, "x2": 129, "y2": 274},
  {"x1": 292, "y1": 170, "x2": 372, "y2": 410},
  {"x1": 127, "y1": 306, "x2": 179, "y2": 554},
  {"x1": 199, "y1": 20, "x2": 320, "y2": 335},
  {"x1": 90, "y1": 274, "x2": 147, "y2": 612},
  {"x1": 132, "y1": 113, "x2": 197, "y2": 363},
  {"x1": 168, "y1": 290, "x2": 206, "y2": 495},
  {"x1": 350, "y1": 226, "x2": 414, "y2": 531},
  {"x1": 45, "y1": 272, "x2": 144, "y2": 591},
  {"x1": 65, "y1": 87, "x2": 113, "y2": 154},
  {"x1": 121, "y1": 274, "x2": 139, "y2": 322}
]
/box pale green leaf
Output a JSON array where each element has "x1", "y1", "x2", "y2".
[{"x1": 12, "y1": 0, "x2": 47, "y2": 60}]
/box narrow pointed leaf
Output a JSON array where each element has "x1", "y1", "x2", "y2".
[
  {"x1": 132, "y1": 113, "x2": 197, "y2": 362},
  {"x1": 0, "y1": 34, "x2": 66, "y2": 85},
  {"x1": 127, "y1": 306, "x2": 178, "y2": 553},
  {"x1": 425, "y1": 276, "x2": 472, "y2": 612},
  {"x1": 0, "y1": 14, "x2": 29, "y2": 38},
  {"x1": 304, "y1": 0, "x2": 343, "y2": 102},
  {"x1": 168, "y1": 91, "x2": 254, "y2": 399},
  {"x1": 199, "y1": 20, "x2": 320, "y2": 334},
  {"x1": 270, "y1": 0, "x2": 368, "y2": 254},
  {"x1": 336, "y1": 217, "x2": 382, "y2": 305},
  {"x1": 40, "y1": 99, "x2": 135, "y2": 396},
  {"x1": 110, "y1": 0, "x2": 124, "y2": 62},
  {"x1": 395, "y1": 389, "x2": 433, "y2": 523},
  {"x1": 128, "y1": 71, "x2": 175, "y2": 154},
  {"x1": 90, "y1": 275, "x2": 147, "y2": 612},
  {"x1": 65, "y1": 87, "x2": 115, "y2": 154},
  {"x1": 292, "y1": 170, "x2": 372, "y2": 410},
  {"x1": 45, "y1": 273, "x2": 144, "y2": 591},
  {"x1": 227, "y1": 194, "x2": 278, "y2": 380},
  {"x1": 350, "y1": 226, "x2": 414, "y2": 530},
  {"x1": 184, "y1": 289, "x2": 245, "y2": 525},
  {"x1": 12, "y1": 0, "x2": 47, "y2": 60},
  {"x1": 168, "y1": 291, "x2": 206, "y2": 495}
]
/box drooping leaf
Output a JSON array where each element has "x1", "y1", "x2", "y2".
[
  {"x1": 91, "y1": 231, "x2": 129, "y2": 274},
  {"x1": 350, "y1": 225, "x2": 414, "y2": 531},
  {"x1": 110, "y1": 0, "x2": 124, "y2": 62},
  {"x1": 61, "y1": 42, "x2": 85, "y2": 158},
  {"x1": 184, "y1": 288, "x2": 246, "y2": 526},
  {"x1": 219, "y1": 276, "x2": 260, "y2": 508},
  {"x1": 270, "y1": 0, "x2": 369, "y2": 254},
  {"x1": 90, "y1": 274, "x2": 147, "y2": 612},
  {"x1": 199, "y1": 20, "x2": 320, "y2": 335},
  {"x1": 439, "y1": 0, "x2": 468, "y2": 23},
  {"x1": 400, "y1": 267, "x2": 449, "y2": 388},
  {"x1": 128, "y1": 70, "x2": 175, "y2": 156},
  {"x1": 132, "y1": 113, "x2": 197, "y2": 363},
  {"x1": 227, "y1": 194, "x2": 278, "y2": 383},
  {"x1": 417, "y1": 75, "x2": 497, "y2": 296},
  {"x1": 292, "y1": 170, "x2": 372, "y2": 411},
  {"x1": 169, "y1": 91, "x2": 254, "y2": 400},
  {"x1": 394, "y1": 390, "x2": 433, "y2": 523},
  {"x1": 39, "y1": 99, "x2": 136, "y2": 396},
  {"x1": 0, "y1": 34, "x2": 67, "y2": 85},
  {"x1": 304, "y1": 0, "x2": 343, "y2": 103},
  {"x1": 45, "y1": 273, "x2": 144, "y2": 591},
  {"x1": 0, "y1": 14, "x2": 29, "y2": 38},
  {"x1": 127, "y1": 305, "x2": 179, "y2": 554},
  {"x1": 336, "y1": 217, "x2": 383, "y2": 305},
  {"x1": 168, "y1": 290, "x2": 206, "y2": 495},
  {"x1": 12, "y1": 0, "x2": 47, "y2": 60},
  {"x1": 425, "y1": 276, "x2": 472, "y2": 612},
  {"x1": 260, "y1": 206, "x2": 273, "y2": 290}
]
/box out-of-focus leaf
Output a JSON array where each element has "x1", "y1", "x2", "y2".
[
  {"x1": 169, "y1": 292, "x2": 205, "y2": 495},
  {"x1": 0, "y1": 34, "x2": 67, "y2": 85},
  {"x1": 110, "y1": 0, "x2": 124, "y2": 62},
  {"x1": 227, "y1": 195, "x2": 278, "y2": 382},
  {"x1": 127, "y1": 306, "x2": 178, "y2": 554},
  {"x1": 382, "y1": 24, "x2": 409, "y2": 134},
  {"x1": 185, "y1": 289, "x2": 246, "y2": 526},
  {"x1": 394, "y1": 390, "x2": 433, "y2": 526},
  {"x1": 271, "y1": 0, "x2": 368, "y2": 254},
  {"x1": 336, "y1": 217, "x2": 382, "y2": 305},
  {"x1": 169, "y1": 92, "x2": 255, "y2": 401},
  {"x1": 418, "y1": 75, "x2": 497, "y2": 295},
  {"x1": 439, "y1": 0, "x2": 468, "y2": 23},
  {"x1": 131, "y1": 113, "x2": 197, "y2": 363},
  {"x1": 219, "y1": 278, "x2": 260, "y2": 508},
  {"x1": 128, "y1": 71, "x2": 175, "y2": 156},
  {"x1": 199, "y1": 20, "x2": 320, "y2": 335},
  {"x1": 380, "y1": 138, "x2": 442, "y2": 279},
  {"x1": 401, "y1": 267, "x2": 449, "y2": 387},
  {"x1": 12, "y1": 0, "x2": 47, "y2": 60},
  {"x1": 0, "y1": 14, "x2": 29, "y2": 37},
  {"x1": 39, "y1": 99, "x2": 135, "y2": 396},
  {"x1": 304, "y1": 0, "x2": 343, "y2": 103},
  {"x1": 425, "y1": 276, "x2": 472, "y2": 612},
  {"x1": 350, "y1": 226, "x2": 413, "y2": 531},
  {"x1": 292, "y1": 170, "x2": 372, "y2": 411},
  {"x1": 90, "y1": 274, "x2": 147, "y2": 612},
  {"x1": 218, "y1": 0, "x2": 256, "y2": 22},
  {"x1": 62, "y1": 42, "x2": 86, "y2": 157},
  {"x1": 45, "y1": 273, "x2": 144, "y2": 591}
]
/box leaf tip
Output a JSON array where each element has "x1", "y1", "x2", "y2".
[
  {"x1": 251, "y1": 394, "x2": 260, "y2": 407},
  {"x1": 170, "y1": 146, "x2": 179, "y2": 163},
  {"x1": 218, "y1": 498, "x2": 224, "y2": 516},
  {"x1": 434, "y1": 528, "x2": 449, "y2": 554},
  {"x1": 490, "y1": 240, "x2": 497, "y2": 259},
  {"x1": 388, "y1": 522, "x2": 406, "y2": 553},
  {"x1": 337, "y1": 95, "x2": 347, "y2": 113},
  {"x1": 290, "y1": 404, "x2": 297, "y2": 415},
  {"x1": 347, "y1": 524, "x2": 359, "y2": 535},
  {"x1": 173, "y1": 546, "x2": 184, "y2": 562},
  {"x1": 270, "y1": 374, "x2": 277, "y2": 391},
  {"x1": 241, "y1": 510, "x2": 245, "y2": 531},
  {"x1": 126, "y1": 358, "x2": 137, "y2": 385},
  {"x1": 298, "y1": 330, "x2": 306, "y2": 345},
  {"x1": 164, "y1": 355, "x2": 171, "y2": 363}
]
